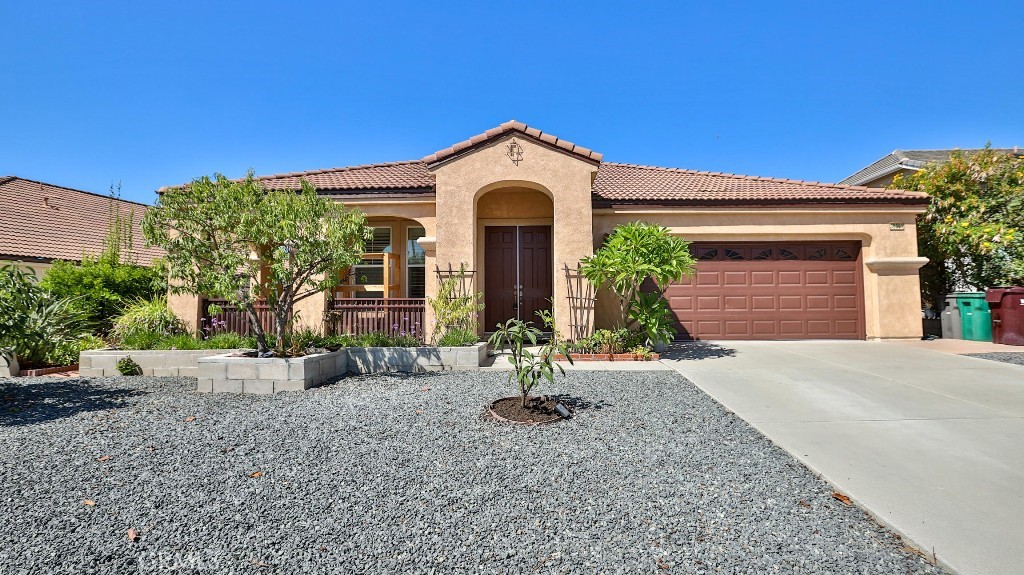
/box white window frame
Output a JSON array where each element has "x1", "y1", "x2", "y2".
[{"x1": 406, "y1": 225, "x2": 426, "y2": 299}]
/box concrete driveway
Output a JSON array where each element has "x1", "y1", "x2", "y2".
[{"x1": 661, "y1": 341, "x2": 1024, "y2": 575}]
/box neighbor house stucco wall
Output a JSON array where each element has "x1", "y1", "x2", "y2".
[
  {"x1": 592, "y1": 207, "x2": 927, "y2": 340},
  {"x1": 430, "y1": 135, "x2": 598, "y2": 338},
  {"x1": 1, "y1": 258, "x2": 54, "y2": 279}
]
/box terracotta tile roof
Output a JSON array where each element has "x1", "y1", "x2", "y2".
[
  {"x1": 0, "y1": 177, "x2": 163, "y2": 265},
  {"x1": 592, "y1": 163, "x2": 930, "y2": 207},
  {"x1": 421, "y1": 120, "x2": 603, "y2": 165},
  {"x1": 250, "y1": 160, "x2": 433, "y2": 192},
  {"x1": 156, "y1": 122, "x2": 930, "y2": 207}
]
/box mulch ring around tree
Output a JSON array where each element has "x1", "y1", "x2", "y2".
[{"x1": 487, "y1": 396, "x2": 569, "y2": 424}]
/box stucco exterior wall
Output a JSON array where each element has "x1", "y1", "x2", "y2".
[
  {"x1": 592, "y1": 207, "x2": 927, "y2": 340},
  {"x1": 1, "y1": 258, "x2": 55, "y2": 278},
  {"x1": 430, "y1": 135, "x2": 598, "y2": 338}
]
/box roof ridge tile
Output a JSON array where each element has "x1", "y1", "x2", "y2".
[{"x1": 422, "y1": 120, "x2": 602, "y2": 164}]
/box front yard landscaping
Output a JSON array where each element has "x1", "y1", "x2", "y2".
[
  {"x1": 0, "y1": 370, "x2": 941, "y2": 574},
  {"x1": 965, "y1": 352, "x2": 1024, "y2": 367}
]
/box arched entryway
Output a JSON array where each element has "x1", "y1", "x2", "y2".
[{"x1": 475, "y1": 186, "x2": 554, "y2": 330}]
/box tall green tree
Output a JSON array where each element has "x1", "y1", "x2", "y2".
[
  {"x1": 893, "y1": 147, "x2": 1024, "y2": 309},
  {"x1": 143, "y1": 172, "x2": 371, "y2": 355}
]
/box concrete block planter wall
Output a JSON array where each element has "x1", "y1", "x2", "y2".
[
  {"x1": 345, "y1": 342, "x2": 488, "y2": 374},
  {"x1": 0, "y1": 355, "x2": 18, "y2": 378},
  {"x1": 197, "y1": 350, "x2": 347, "y2": 394},
  {"x1": 79, "y1": 350, "x2": 239, "y2": 378}
]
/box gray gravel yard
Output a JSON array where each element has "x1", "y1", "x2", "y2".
[
  {"x1": 965, "y1": 352, "x2": 1024, "y2": 367},
  {"x1": 0, "y1": 371, "x2": 942, "y2": 574}
]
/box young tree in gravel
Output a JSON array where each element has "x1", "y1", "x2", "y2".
[
  {"x1": 892, "y1": 147, "x2": 1024, "y2": 309},
  {"x1": 579, "y1": 222, "x2": 695, "y2": 344},
  {"x1": 143, "y1": 172, "x2": 371, "y2": 356}
]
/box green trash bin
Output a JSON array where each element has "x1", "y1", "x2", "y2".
[{"x1": 956, "y1": 293, "x2": 993, "y2": 342}]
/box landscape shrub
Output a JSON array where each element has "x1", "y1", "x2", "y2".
[
  {"x1": 116, "y1": 356, "x2": 142, "y2": 376},
  {"x1": 204, "y1": 333, "x2": 250, "y2": 349},
  {"x1": 428, "y1": 265, "x2": 483, "y2": 345},
  {"x1": 47, "y1": 334, "x2": 107, "y2": 366},
  {"x1": 437, "y1": 327, "x2": 479, "y2": 347},
  {"x1": 579, "y1": 221, "x2": 694, "y2": 345},
  {"x1": 40, "y1": 258, "x2": 165, "y2": 335},
  {"x1": 111, "y1": 297, "x2": 187, "y2": 342},
  {"x1": 0, "y1": 265, "x2": 93, "y2": 367}
]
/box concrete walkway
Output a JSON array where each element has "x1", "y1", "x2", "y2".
[{"x1": 660, "y1": 341, "x2": 1024, "y2": 575}]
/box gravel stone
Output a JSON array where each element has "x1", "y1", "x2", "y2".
[
  {"x1": 0, "y1": 372, "x2": 944, "y2": 574},
  {"x1": 965, "y1": 352, "x2": 1024, "y2": 367}
]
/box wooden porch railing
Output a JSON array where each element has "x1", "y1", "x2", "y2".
[
  {"x1": 326, "y1": 298, "x2": 426, "y2": 339},
  {"x1": 200, "y1": 298, "x2": 276, "y2": 337}
]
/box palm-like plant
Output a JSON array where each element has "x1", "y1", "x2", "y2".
[{"x1": 0, "y1": 265, "x2": 92, "y2": 367}]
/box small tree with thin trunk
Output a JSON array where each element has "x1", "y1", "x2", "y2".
[{"x1": 143, "y1": 172, "x2": 371, "y2": 356}]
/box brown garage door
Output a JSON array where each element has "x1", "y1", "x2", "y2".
[{"x1": 666, "y1": 242, "x2": 864, "y2": 340}]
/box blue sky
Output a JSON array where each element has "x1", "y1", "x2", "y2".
[{"x1": 2, "y1": 1, "x2": 1022, "y2": 204}]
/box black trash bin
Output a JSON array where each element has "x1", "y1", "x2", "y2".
[{"x1": 986, "y1": 287, "x2": 1024, "y2": 346}]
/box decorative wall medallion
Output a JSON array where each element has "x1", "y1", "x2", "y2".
[{"x1": 506, "y1": 138, "x2": 524, "y2": 166}]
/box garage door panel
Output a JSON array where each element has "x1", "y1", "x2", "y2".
[
  {"x1": 670, "y1": 242, "x2": 863, "y2": 340},
  {"x1": 833, "y1": 270, "x2": 857, "y2": 286},
  {"x1": 780, "y1": 296, "x2": 804, "y2": 310},
  {"x1": 723, "y1": 296, "x2": 748, "y2": 311},
  {"x1": 725, "y1": 321, "x2": 751, "y2": 336},
  {"x1": 834, "y1": 295, "x2": 858, "y2": 310},
  {"x1": 723, "y1": 271, "x2": 748, "y2": 285},
  {"x1": 778, "y1": 271, "x2": 802, "y2": 285},
  {"x1": 696, "y1": 296, "x2": 721, "y2": 311},
  {"x1": 834, "y1": 320, "x2": 859, "y2": 336},
  {"x1": 696, "y1": 272, "x2": 721, "y2": 286},
  {"x1": 806, "y1": 295, "x2": 830, "y2": 310},
  {"x1": 805, "y1": 270, "x2": 830, "y2": 285}
]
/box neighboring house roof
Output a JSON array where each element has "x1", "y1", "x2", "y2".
[
  {"x1": 421, "y1": 120, "x2": 603, "y2": 165},
  {"x1": 160, "y1": 121, "x2": 929, "y2": 207},
  {"x1": 0, "y1": 176, "x2": 162, "y2": 265},
  {"x1": 839, "y1": 148, "x2": 1022, "y2": 186},
  {"x1": 592, "y1": 163, "x2": 929, "y2": 207}
]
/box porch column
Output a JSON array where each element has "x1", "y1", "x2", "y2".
[{"x1": 551, "y1": 182, "x2": 596, "y2": 340}]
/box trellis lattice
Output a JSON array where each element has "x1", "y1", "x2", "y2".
[{"x1": 564, "y1": 264, "x2": 596, "y2": 342}]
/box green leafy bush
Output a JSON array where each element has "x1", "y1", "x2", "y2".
[
  {"x1": 204, "y1": 333, "x2": 250, "y2": 349},
  {"x1": 579, "y1": 222, "x2": 694, "y2": 344},
  {"x1": 111, "y1": 297, "x2": 187, "y2": 342},
  {"x1": 0, "y1": 265, "x2": 93, "y2": 367},
  {"x1": 428, "y1": 265, "x2": 483, "y2": 344},
  {"x1": 116, "y1": 356, "x2": 142, "y2": 376},
  {"x1": 48, "y1": 334, "x2": 108, "y2": 366},
  {"x1": 40, "y1": 258, "x2": 165, "y2": 334},
  {"x1": 437, "y1": 327, "x2": 479, "y2": 347}
]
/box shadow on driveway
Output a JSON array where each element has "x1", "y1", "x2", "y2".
[
  {"x1": 659, "y1": 341, "x2": 738, "y2": 361},
  {"x1": 0, "y1": 378, "x2": 143, "y2": 427}
]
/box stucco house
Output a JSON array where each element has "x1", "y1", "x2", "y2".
[
  {"x1": 840, "y1": 147, "x2": 1022, "y2": 188},
  {"x1": 168, "y1": 121, "x2": 930, "y2": 341},
  {"x1": 0, "y1": 176, "x2": 161, "y2": 276}
]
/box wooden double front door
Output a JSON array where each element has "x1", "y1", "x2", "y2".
[{"x1": 483, "y1": 226, "x2": 553, "y2": 330}]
